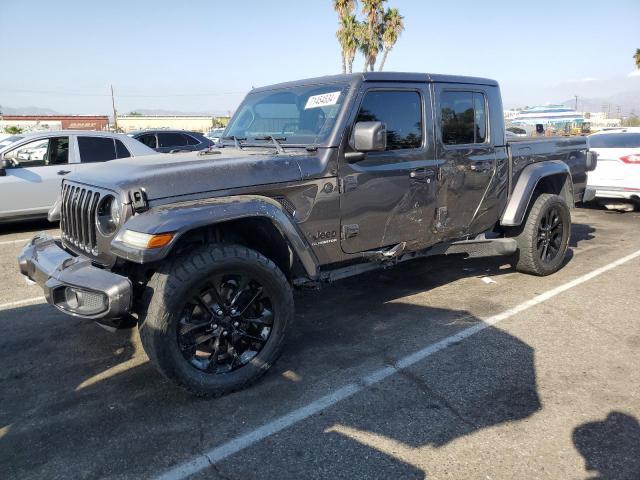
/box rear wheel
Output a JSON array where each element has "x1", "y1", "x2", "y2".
[
  {"x1": 511, "y1": 193, "x2": 571, "y2": 276},
  {"x1": 138, "y1": 244, "x2": 294, "y2": 396}
]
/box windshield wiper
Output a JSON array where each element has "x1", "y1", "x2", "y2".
[
  {"x1": 252, "y1": 136, "x2": 286, "y2": 154},
  {"x1": 220, "y1": 136, "x2": 246, "y2": 149}
]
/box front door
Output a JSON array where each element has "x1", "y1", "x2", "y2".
[
  {"x1": 339, "y1": 85, "x2": 438, "y2": 253},
  {"x1": 434, "y1": 85, "x2": 497, "y2": 237},
  {"x1": 0, "y1": 136, "x2": 73, "y2": 219}
]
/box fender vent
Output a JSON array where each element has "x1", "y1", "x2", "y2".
[{"x1": 273, "y1": 196, "x2": 296, "y2": 217}]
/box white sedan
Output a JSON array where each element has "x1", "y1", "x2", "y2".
[
  {"x1": 0, "y1": 130, "x2": 155, "y2": 223},
  {"x1": 587, "y1": 128, "x2": 640, "y2": 208}
]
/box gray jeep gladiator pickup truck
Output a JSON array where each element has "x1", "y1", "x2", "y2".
[{"x1": 18, "y1": 72, "x2": 597, "y2": 396}]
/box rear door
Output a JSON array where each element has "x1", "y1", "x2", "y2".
[
  {"x1": 434, "y1": 85, "x2": 496, "y2": 237},
  {"x1": 339, "y1": 83, "x2": 438, "y2": 253},
  {"x1": 0, "y1": 135, "x2": 73, "y2": 218}
]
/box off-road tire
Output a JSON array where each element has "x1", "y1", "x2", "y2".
[
  {"x1": 138, "y1": 244, "x2": 294, "y2": 397},
  {"x1": 511, "y1": 193, "x2": 571, "y2": 276}
]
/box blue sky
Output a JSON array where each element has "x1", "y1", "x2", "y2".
[{"x1": 1, "y1": 0, "x2": 638, "y2": 114}]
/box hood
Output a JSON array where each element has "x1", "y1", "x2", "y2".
[{"x1": 68, "y1": 148, "x2": 304, "y2": 202}]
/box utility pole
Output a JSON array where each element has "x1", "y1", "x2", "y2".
[
  {"x1": 110, "y1": 85, "x2": 118, "y2": 132},
  {"x1": 574, "y1": 95, "x2": 578, "y2": 111}
]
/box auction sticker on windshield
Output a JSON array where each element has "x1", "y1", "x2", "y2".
[{"x1": 305, "y1": 91, "x2": 341, "y2": 110}]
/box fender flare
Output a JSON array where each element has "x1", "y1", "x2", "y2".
[
  {"x1": 111, "y1": 195, "x2": 319, "y2": 278},
  {"x1": 500, "y1": 160, "x2": 573, "y2": 227}
]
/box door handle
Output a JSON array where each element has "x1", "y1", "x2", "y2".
[
  {"x1": 470, "y1": 162, "x2": 493, "y2": 173},
  {"x1": 57, "y1": 170, "x2": 71, "y2": 175},
  {"x1": 409, "y1": 168, "x2": 435, "y2": 180}
]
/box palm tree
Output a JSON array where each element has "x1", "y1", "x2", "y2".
[
  {"x1": 333, "y1": 0, "x2": 357, "y2": 16},
  {"x1": 334, "y1": 0, "x2": 358, "y2": 73},
  {"x1": 378, "y1": 8, "x2": 404, "y2": 71},
  {"x1": 360, "y1": 0, "x2": 386, "y2": 71},
  {"x1": 337, "y1": 14, "x2": 361, "y2": 74},
  {"x1": 635, "y1": 48, "x2": 640, "y2": 70}
]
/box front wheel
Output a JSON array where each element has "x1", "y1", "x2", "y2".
[
  {"x1": 138, "y1": 244, "x2": 294, "y2": 396},
  {"x1": 510, "y1": 193, "x2": 571, "y2": 276}
]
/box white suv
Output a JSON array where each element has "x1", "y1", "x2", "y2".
[{"x1": 0, "y1": 130, "x2": 155, "y2": 223}]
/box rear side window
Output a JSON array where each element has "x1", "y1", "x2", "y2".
[
  {"x1": 588, "y1": 133, "x2": 640, "y2": 148},
  {"x1": 158, "y1": 132, "x2": 188, "y2": 148},
  {"x1": 356, "y1": 90, "x2": 423, "y2": 150},
  {"x1": 115, "y1": 139, "x2": 131, "y2": 158},
  {"x1": 184, "y1": 134, "x2": 200, "y2": 146},
  {"x1": 440, "y1": 91, "x2": 488, "y2": 145},
  {"x1": 78, "y1": 137, "x2": 117, "y2": 162}
]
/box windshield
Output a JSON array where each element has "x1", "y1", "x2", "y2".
[
  {"x1": 225, "y1": 83, "x2": 349, "y2": 145},
  {"x1": 0, "y1": 135, "x2": 25, "y2": 149},
  {"x1": 589, "y1": 133, "x2": 640, "y2": 149}
]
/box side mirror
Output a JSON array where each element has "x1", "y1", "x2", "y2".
[
  {"x1": 352, "y1": 121, "x2": 387, "y2": 152},
  {"x1": 0, "y1": 158, "x2": 7, "y2": 177}
]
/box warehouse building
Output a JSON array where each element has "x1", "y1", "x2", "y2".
[
  {"x1": 116, "y1": 115, "x2": 229, "y2": 133},
  {"x1": 0, "y1": 115, "x2": 109, "y2": 132}
]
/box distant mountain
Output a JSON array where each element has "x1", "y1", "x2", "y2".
[
  {"x1": 560, "y1": 91, "x2": 640, "y2": 117},
  {"x1": 0, "y1": 105, "x2": 62, "y2": 115}
]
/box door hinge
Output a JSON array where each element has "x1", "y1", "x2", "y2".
[
  {"x1": 341, "y1": 224, "x2": 360, "y2": 239},
  {"x1": 129, "y1": 188, "x2": 149, "y2": 213},
  {"x1": 339, "y1": 175, "x2": 358, "y2": 194}
]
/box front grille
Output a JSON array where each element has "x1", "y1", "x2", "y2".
[{"x1": 60, "y1": 183, "x2": 101, "y2": 254}]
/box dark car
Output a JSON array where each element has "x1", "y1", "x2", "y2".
[{"x1": 129, "y1": 130, "x2": 214, "y2": 153}]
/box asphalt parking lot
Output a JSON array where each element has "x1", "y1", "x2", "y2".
[{"x1": 1, "y1": 206, "x2": 639, "y2": 480}]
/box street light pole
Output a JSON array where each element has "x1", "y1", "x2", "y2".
[{"x1": 111, "y1": 85, "x2": 118, "y2": 132}]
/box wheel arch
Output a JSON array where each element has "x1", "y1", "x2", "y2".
[
  {"x1": 111, "y1": 195, "x2": 319, "y2": 281},
  {"x1": 501, "y1": 160, "x2": 573, "y2": 227}
]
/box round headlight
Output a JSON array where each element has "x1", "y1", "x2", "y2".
[{"x1": 97, "y1": 195, "x2": 121, "y2": 236}]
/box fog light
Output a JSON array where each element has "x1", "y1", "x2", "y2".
[{"x1": 62, "y1": 287, "x2": 107, "y2": 316}]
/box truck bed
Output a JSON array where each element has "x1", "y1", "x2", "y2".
[{"x1": 508, "y1": 136, "x2": 589, "y2": 203}]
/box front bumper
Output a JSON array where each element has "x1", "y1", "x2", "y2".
[{"x1": 18, "y1": 233, "x2": 133, "y2": 320}]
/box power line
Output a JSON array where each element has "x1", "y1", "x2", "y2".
[{"x1": 0, "y1": 88, "x2": 247, "y2": 97}]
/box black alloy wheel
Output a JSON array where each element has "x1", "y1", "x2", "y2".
[
  {"x1": 537, "y1": 205, "x2": 564, "y2": 264},
  {"x1": 510, "y1": 193, "x2": 571, "y2": 276},
  {"x1": 139, "y1": 244, "x2": 294, "y2": 396},
  {"x1": 177, "y1": 274, "x2": 274, "y2": 373}
]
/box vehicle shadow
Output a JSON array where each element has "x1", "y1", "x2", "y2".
[
  {"x1": 572, "y1": 411, "x2": 640, "y2": 480},
  {"x1": 0, "y1": 251, "x2": 543, "y2": 479},
  {"x1": 570, "y1": 222, "x2": 596, "y2": 248},
  {"x1": 0, "y1": 218, "x2": 56, "y2": 236}
]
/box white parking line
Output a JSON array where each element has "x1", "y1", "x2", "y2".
[
  {"x1": 0, "y1": 296, "x2": 46, "y2": 311},
  {"x1": 155, "y1": 247, "x2": 640, "y2": 480}
]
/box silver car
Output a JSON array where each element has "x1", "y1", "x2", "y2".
[{"x1": 0, "y1": 130, "x2": 155, "y2": 222}]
